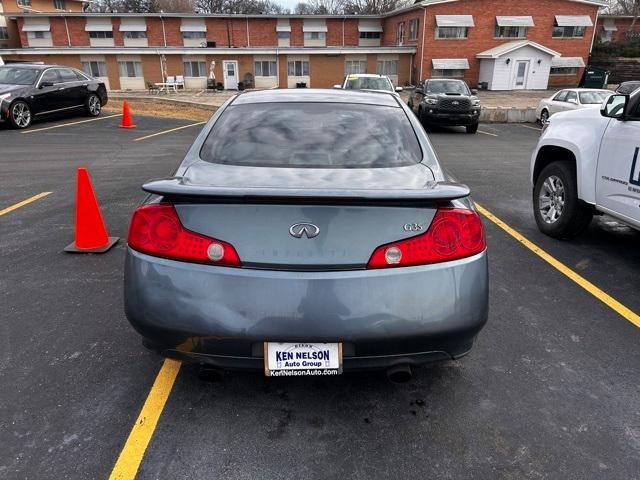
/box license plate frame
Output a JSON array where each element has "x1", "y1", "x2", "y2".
[{"x1": 264, "y1": 342, "x2": 343, "y2": 377}]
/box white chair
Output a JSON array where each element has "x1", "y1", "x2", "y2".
[
  {"x1": 165, "y1": 76, "x2": 177, "y2": 93},
  {"x1": 175, "y1": 75, "x2": 185, "y2": 90}
]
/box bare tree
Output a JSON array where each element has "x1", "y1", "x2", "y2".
[
  {"x1": 196, "y1": 0, "x2": 285, "y2": 14},
  {"x1": 344, "y1": 0, "x2": 412, "y2": 14},
  {"x1": 607, "y1": 0, "x2": 640, "y2": 29},
  {"x1": 153, "y1": 0, "x2": 196, "y2": 12},
  {"x1": 293, "y1": 0, "x2": 346, "y2": 14}
]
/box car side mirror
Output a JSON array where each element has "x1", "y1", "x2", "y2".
[
  {"x1": 395, "y1": 86, "x2": 403, "y2": 92},
  {"x1": 471, "y1": 89, "x2": 478, "y2": 95},
  {"x1": 333, "y1": 84, "x2": 342, "y2": 89},
  {"x1": 39, "y1": 81, "x2": 54, "y2": 89},
  {"x1": 601, "y1": 94, "x2": 628, "y2": 119}
]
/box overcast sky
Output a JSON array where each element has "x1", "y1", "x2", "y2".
[{"x1": 278, "y1": 0, "x2": 303, "y2": 10}]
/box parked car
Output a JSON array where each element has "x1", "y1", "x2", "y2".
[
  {"x1": 334, "y1": 74, "x2": 402, "y2": 95},
  {"x1": 124, "y1": 89, "x2": 489, "y2": 381},
  {"x1": 531, "y1": 90, "x2": 640, "y2": 238},
  {"x1": 407, "y1": 79, "x2": 481, "y2": 134},
  {"x1": 535, "y1": 88, "x2": 612, "y2": 124},
  {"x1": 616, "y1": 81, "x2": 640, "y2": 95},
  {"x1": 0, "y1": 63, "x2": 107, "y2": 129}
]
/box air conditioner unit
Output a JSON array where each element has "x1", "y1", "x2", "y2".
[{"x1": 206, "y1": 41, "x2": 216, "y2": 48}]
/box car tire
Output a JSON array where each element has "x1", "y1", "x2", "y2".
[
  {"x1": 466, "y1": 123, "x2": 479, "y2": 134},
  {"x1": 418, "y1": 108, "x2": 431, "y2": 131},
  {"x1": 540, "y1": 109, "x2": 549, "y2": 124},
  {"x1": 533, "y1": 161, "x2": 593, "y2": 238},
  {"x1": 8, "y1": 100, "x2": 32, "y2": 129},
  {"x1": 85, "y1": 94, "x2": 102, "y2": 117}
]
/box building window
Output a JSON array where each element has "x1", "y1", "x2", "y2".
[
  {"x1": 550, "y1": 67, "x2": 578, "y2": 75},
  {"x1": 0, "y1": 27, "x2": 8, "y2": 40},
  {"x1": 54, "y1": 0, "x2": 66, "y2": 9},
  {"x1": 88, "y1": 31, "x2": 113, "y2": 39},
  {"x1": 303, "y1": 31, "x2": 325, "y2": 40},
  {"x1": 432, "y1": 68, "x2": 466, "y2": 78},
  {"x1": 182, "y1": 31, "x2": 205, "y2": 39},
  {"x1": 288, "y1": 60, "x2": 309, "y2": 76},
  {"x1": 377, "y1": 60, "x2": 399, "y2": 76},
  {"x1": 118, "y1": 61, "x2": 143, "y2": 78},
  {"x1": 17, "y1": 0, "x2": 31, "y2": 6},
  {"x1": 359, "y1": 31, "x2": 381, "y2": 39},
  {"x1": 396, "y1": 22, "x2": 405, "y2": 44},
  {"x1": 345, "y1": 60, "x2": 367, "y2": 75},
  {"x1": 409, "y1": 19, "x2": 419, "y2": 41},
  {"x1": 81, "y1": 60, "x2": 107, "y2": 78},
  {"x1": 255, "y1": 60, "x2": 277, "y2": 77},
  {"x1": 123, "y1": 31, "x2": 147, "y2": 39},
  {"x1": 495, "y1": 25, "x2": 527, "y2": 38},
  {"x1": 277, "y1": 31, "x2": 290, "y2": 40},
  {"x1": 184, "y1": 61, "x2": 206, "y2": 77},
  {"x1": 27, "y1": 31, "x2": 51, "y2": 39},
  {"x1": 552, "y1": 24, "x2": 586, "y2": 38},
  {"x1": 435, "y1": 26, "x2": 468, "y2": 39}
]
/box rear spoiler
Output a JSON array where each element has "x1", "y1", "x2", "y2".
[{"x1": 142, "y1": 177, "x2": 470, "y2": 202}]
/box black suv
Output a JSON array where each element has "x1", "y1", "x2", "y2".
[{"x1": 408, "y1": 79, "x2": 481, "y2": 133}]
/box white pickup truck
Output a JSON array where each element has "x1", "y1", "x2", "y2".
[{"x1": 531, "y1": 89, "x2": 640, "y2": 238}]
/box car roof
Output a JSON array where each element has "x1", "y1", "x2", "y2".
[
  {"x1": 0, "y1": 63, "x2": 59, "y2": 69},
  {"x1": 232, "y1": 88, "x2": 400, "y2": 107},
  {"x1": 345, "y1": 74, "x2": 387, "y2": 78},
  {"x1": 562, "y1": 88, "x2": 611, "y2": 92}
]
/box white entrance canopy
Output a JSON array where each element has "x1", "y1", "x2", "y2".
[
  {"x1": 432, "y1": 58, "x2": 470, "y2": 70},
  {"x1": 551, "y1": 57, "x2": 586, "y2": 68},
  {"x1": 496, "y1": 16, "x2": 535, "y2": 27},
  {"x1": 435, "y1": 15, "x2": 474, "y2": 27},
  {"x1": 555, "y1": 15, "x2": 593, "y2": 27},
  {"x1": 476, "y1": 40, "x2": 560, "y2": 59}
]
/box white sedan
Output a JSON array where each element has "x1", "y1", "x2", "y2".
[{"x1": 535, "y1": 88, "x2": 613, "y2": 123}]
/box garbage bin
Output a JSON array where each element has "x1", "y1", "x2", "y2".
[{"x1": 580, "y1": 66, "x2": 610, "y2": 89}]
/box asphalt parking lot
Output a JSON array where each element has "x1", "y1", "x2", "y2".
[{"x1": 1, "y1": 112, "x2": 639, "y2": 480}]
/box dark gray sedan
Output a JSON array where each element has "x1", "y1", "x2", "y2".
[{"x1": 124, "y1": 89, "x2": 488, "y2": 381}]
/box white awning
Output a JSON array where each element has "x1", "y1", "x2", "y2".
[
  {"x1": 358, "y1": 19, "x2": 383, "y2": 33},
  {"x1": 435, "y1": 15, "x2": 474, "y2": 27},
  {"x1": 551, "y1": 57, "x2": 586, "y2": 68},
  {"x1": 303, "y1": 19, "x2": 327, "y2": 33},
  {"x1": 22, "y1": 18, "x2": 51, "y2": 32},
  {"x1": 119, "y1": 18, "x2": 147, "y2": 32},
  {"x1": 496, "y1": 16, "x2": 534, "y2": 27},
  {"x1": 555, "y1": 15, "x2": 593, "y2": 27},
  {"x1": 180, "y1": 19, "x2": 206, "y2": 32},
  {"x1": 276, "y1": 18, "x2": 291, "y2": 32},
  {"x1": 0, "y1": 4, "x2": 6, "y2": 29},
  {"x1": 85, "y1": 18, "x2": 113, "y2": 32},
  {"x1": 432, "y1": 58, "x2": 470, "y2": 70},
  {"x1": 602, "y1": 19, "x2": 617, "y2": 31}
]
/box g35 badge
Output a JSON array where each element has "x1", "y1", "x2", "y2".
[{"x1": 403, "y1": 223, "x2": 423, "y2": 232}]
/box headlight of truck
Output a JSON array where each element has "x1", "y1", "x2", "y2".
[{"x1": 472, "y1": 99, "x2": 480, "y2": 107}]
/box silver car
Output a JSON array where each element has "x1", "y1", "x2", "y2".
[{"x1": 124, "y1": 89, "x2": 488, "y2": 381}]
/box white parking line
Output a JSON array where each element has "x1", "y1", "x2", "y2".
[
  {"x1": 21, "y1": 114, "x2": 122, "y2": 134},
  {"x1": 477, "y1": 130, "x2": 499, "y2": 137},
  {"x1": 133, "y1": 122, "x2": 206, "y2": 142},
  {"x1": 519, "y1": 124, "x2": 542, "y2": 131}
]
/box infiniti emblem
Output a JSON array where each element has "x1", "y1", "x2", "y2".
[{"x1": 289, "y1": 223, "x2": 320, "y2": 239}]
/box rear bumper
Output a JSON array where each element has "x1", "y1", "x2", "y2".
[
  {"x1": 422, "y1": 110, "x2": 480, "y2": 126},
  {"x1": 124, "y1": 248, "x2": 489, "y2": 370}
]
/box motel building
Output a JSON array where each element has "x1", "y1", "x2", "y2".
[{"x1": 0, "y1": 0, "x2": 605, "y2": 91}]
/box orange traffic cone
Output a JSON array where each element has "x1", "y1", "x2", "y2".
[
  {"x1": 119, "y1": 100, "x2": 136, "y2": 129},
  {"x1": 64, "y1": 167, "x2": 119, "y2": 253}
]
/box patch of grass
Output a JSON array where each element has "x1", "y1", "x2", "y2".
[{"x1": 104, "y1": 100, "x2": 215, "y2": 123}]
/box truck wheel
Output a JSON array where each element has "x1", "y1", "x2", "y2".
[
  {"x1": 533, "y1": 161, "x2": 592, "y2": 238},
  {"x1": 466, "y1": 123, "x2": 479, "y2": 134}
]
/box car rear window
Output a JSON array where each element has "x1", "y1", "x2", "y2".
[
  {"x1": 344, "y1": 77, "x2": 392, "y2": 92},
  {"x1": 200, "y1": 102, "x2": 422, "y2": 168}
]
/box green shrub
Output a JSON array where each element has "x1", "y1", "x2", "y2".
[{"x1": 592, "y1": 39, "x2": 640, "y2": 58}]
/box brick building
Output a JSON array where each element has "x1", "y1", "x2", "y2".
[
  {"x1": 0, "y1": 0, "x2": 605, "y2": 91},
  {"x1": 596, "y1": 14, "x2": 639, "y2": 43}
]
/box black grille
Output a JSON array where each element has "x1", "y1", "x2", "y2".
[{"x1": 437, "y1": 97, "x2": 471, "y2": 112}]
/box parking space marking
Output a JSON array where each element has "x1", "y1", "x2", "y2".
[
  {"x1": 477, "y1": 130, "x2": 499, "y2": 137},
  {"x1": 21, "y1": 114, "x2": 122, "y2": 134},
  {"x1": 519, "y1": 124, "x2": 542, "y2": 131},
  {"x1": 108, "y1": 359, "x2": 181, "y2": 480},
  {"x1": 476, "y1": 203, "x2": 640, "y2": 329},
  {"x1": 133, "y1": 122, "x2": 206, "y2": 142},
  {"x1": 0, "y1": 192, "x2": 52, "y2": 217}
]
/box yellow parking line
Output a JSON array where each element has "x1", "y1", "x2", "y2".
[
  {"x1": 477, "y1": 130, "x2": 498, "y2": 137},
  {"x1": 519, "y1": 124, "x2": 542, "y2": 131},
  {"x1": 133, "y1": 122, "x2": 206, "y2": 142},
  {"x1": 108, "y1": 359, "x2": 181, "y2": 480},
  {"x1": 0, "y1": 191, "x2": 52, "y2": 217},
  {"x1": 476, "y1": 203, "x2": 640, "y2": 329},
  {"x1": 21, "y1": 114, "x2": 122, "y2": 134}
]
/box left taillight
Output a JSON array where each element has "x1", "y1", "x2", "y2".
[
  {"x1": 367, "y1": 208, "x2": 486, "y2": 269},
  {"x1": 127, "y1": 204, "x2": 241, "y2": 267}
]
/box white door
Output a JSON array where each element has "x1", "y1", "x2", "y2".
[
  {"x1": 595, "y1": 110, "x2": 640, "y2": 228},
  {"x1": 513, "y1": 60, "x2": 529, "y2": 89},
  {"x1": 223, "y1": 60, "x2": 238, "y2": 90}
]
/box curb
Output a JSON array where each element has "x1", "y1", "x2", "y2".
[{"x1": 480, "y1": 107, "x2": 538, "y2": 123}]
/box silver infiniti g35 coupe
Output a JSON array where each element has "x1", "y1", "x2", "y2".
[{"x1": 124, "y1": 89, "x2": 488, "y2": 380}]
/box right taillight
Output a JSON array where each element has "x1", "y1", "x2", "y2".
[
  {"x1": 127, "y1": 203, "x2": 241, "y2": 267},
  {"x1": 367, "y1": 208, "x2": 486, "y2": 269}
]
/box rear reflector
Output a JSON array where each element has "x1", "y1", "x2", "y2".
[
  {"x1": 127, "y1": 204, "x2": 241, "y2": 267},
  {"x1": 367, "y1": 208, "x2": 486, "y2": 269}
]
